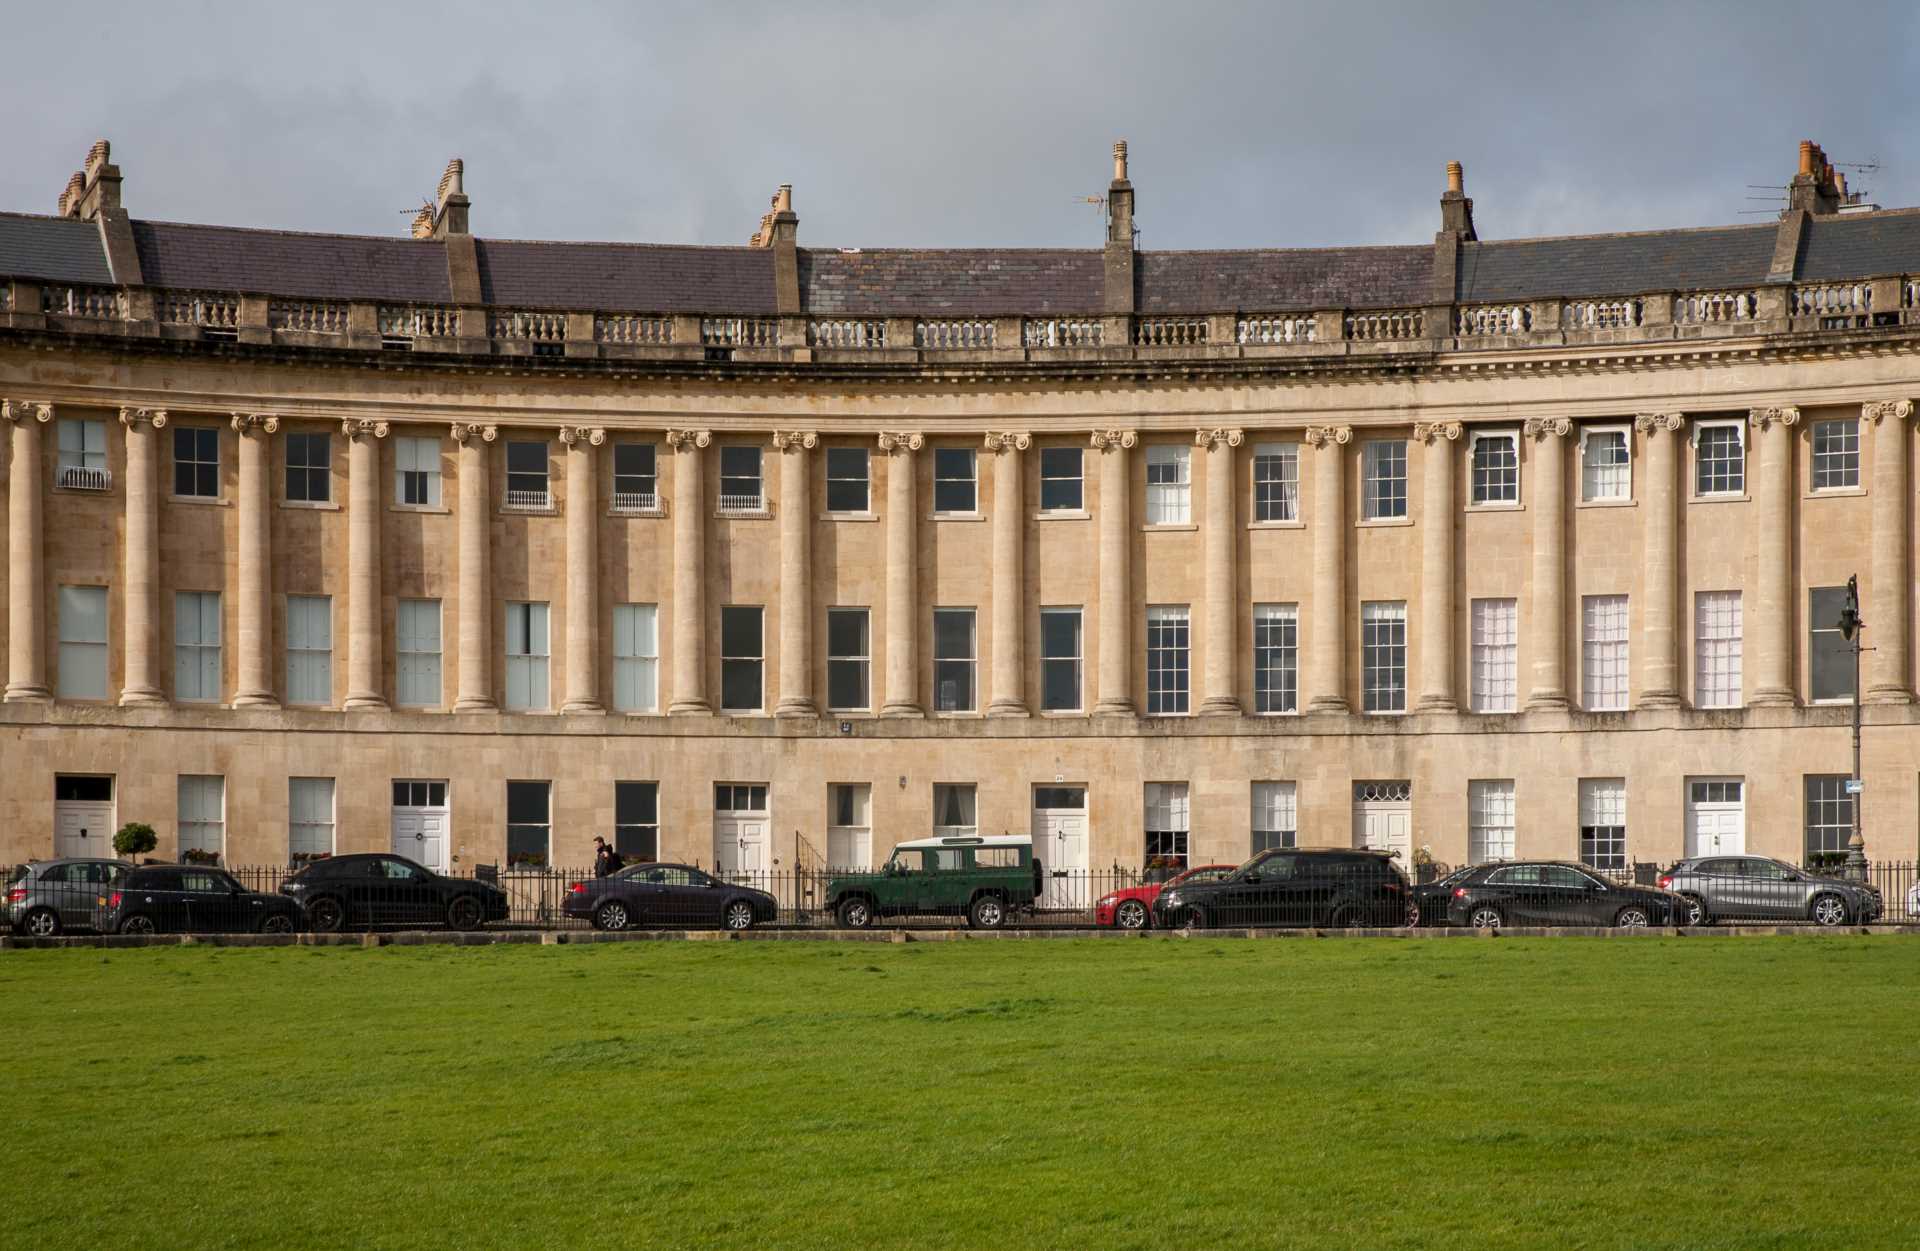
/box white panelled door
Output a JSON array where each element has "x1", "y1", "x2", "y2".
[
  {"x1": 714, "y1": 783, "x2": 770, "y2": 880},
  {"x1": 391, "y1": 779, "x2": 450, "y2": 871},
  {"x1": 1032, "y1": 785, "x2": 1089, "y2": 908},
  {"x1": 1352, "y1": 780, "x2": 1413, "y2": 869},
  {"x1": 53, "y1": 775, "x2": 115, "y2": 860},
  {"x1": 1685, "y1": 778, "x2": 1746, "y2": 857}
]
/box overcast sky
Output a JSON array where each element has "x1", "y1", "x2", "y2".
[{"x1": 5, "y1": 1, "x2": 1917, "y2": 251}]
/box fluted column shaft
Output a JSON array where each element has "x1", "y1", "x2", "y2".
[
  {"x1": 880, "y1": 432, "x2": 924, "y2": 717},
  {"x1": 119, "y1": 408, "x2": 166, "y2": 705},
  {"x1": 1866, "y1": 399, "x2": 1914, "y2": 703},
  {"x1": 1525, "y1": 419, "x2": 1571, "y2": 710},
  {"x1": 561, "y1": 427, "x2": 604, "y2": 713},
  {"x1": 1637, "y1": 413, "x2": 1684, "y2": 708},
  {"x1": 1197, "y1": 428, "x2": 1243, "y2": 714},
  {"x1": 343, "y1": 420, "x2": 388, "y2": 710},
  {"x1": 668, "y1": 430, "x2": 711, "y2": 714},
  {"x1": 4, "y1": 401, "x2": 51, "y2": 702},
  {"x1": 1305, "y1": 426, "x2": 1351, "y2": 714},
  {"x1": 453, "y1": 425, "x2": 496, "y2": 712},
  {"x1": 986, "y1": 432, "x2": 1031, "y2": 717},
  {"x1": 1750, "y1": 407, "x2": 1800, "y2": 706},
  {"x1": 1092, "y1": 430, "x2": 1135, "y2": 715},
  {"x1": 774, "y1": 432, "x2": 817, "y2": 717},
  {"x1": 232, "y1": 415, "x2": 278, "y2": 707},
  {"x1": 1414, "y1": 423, "x2": 1461, "y2": 712}
]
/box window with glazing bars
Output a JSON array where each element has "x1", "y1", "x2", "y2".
[
  {"x1": 1251, "y1": 781, "x2": 1296, "y2": 854},
  {"x1": 613, "y1": 443, "x2": 657, "y2": 506},
  {"x1": 615, "y1": 780, "x2": 659, "y2": 860},
  {"x1": 1582, "y1": 595, "x2": 1629, "y2": 711},
  {"x1": 1145, "y1": 606, "x2": 1190, "y2": 715},
  {"x1": 394, "y1": 436, "x2": 441, "y2": 506},
  {"x1": 612, "y1": 604, "x2": 658, "y2": 712},
  {"x1": 1470, "y1": 598, "x2": 1517, "y2": 713},
  {"x1": 1144, "y1": 782, "x2": 1190, "y2": 869},
  {"x1": 285, "y1": 432, "x2": 330, "y2": 502},
  {"x1": 1361, "y1": 601, "x2": 1406, "y2": 713},
  {"x1": 173, "y1": 427, "x2": 220, "y2": 498},
  {"x1": 504, "y1": 602, "x2": 550, "y2": 710},
  {"x1": 825, "y1": 447, "x2": 870, "y2": 512},
  {"x1": 718, "y1": 446, "x2": 763, "y2": 509},
  {"x1": 720, "y1": 606, "x2": 763, "y2": 711},
  {"x1": 933, "y1": 608, "x2": 976, "y2": 712},
  {"x1": 1693, "y1": 591, "x2": 1743, "y2": 708},
  {"x1": 1145, "y1": 445, "x2": 1191, "y2": 523},
  {"x1": 1468, "y1": 779, "x2": 1515, "y2": 861},
  {"x1": 1252, "y1": 604, "x2": 1297, "y2": 713},
  {"x1": 57, "y1": 586, "x2": 108, "y2": 700},
  {"x1": 1040, "y1": 607, "x2": 1081, "y2": 711},
  {"x1": 1470, "y1": 432, "x2": 1519, "y2": 504},
  {"x1": 1579, "y1": 778, "x2": 1627, "y2": 871},
  {"x1": 1581, "y1": 427, "x2": 1630, "y2": 501},
  {"x1": 932, "y1": 448, "x2": 977, "y2": 513},
  {"x1": 506, "y1": 441, "x2": 549, "y2": 502},
  {"x1": 1693, "y1": 423, "x2": 1744, "y2": 495},
  {"x1": 396, "y1": 599, "x2": 441, "y2": 707},
  {"x1": 506, "y1": 780, "x2": 551, "y2": 867},
  {"x1": 174, "y1": 591, "x2": 221, "y2": 701},
  {"x1": 1039, "y1": 447, "x2": 1083, "y2": 511},
  {"x1": 827, "y1": 608, "x2": 870, "y2": 710},
  {"x1": 1804, "y1": 775, "x2": 1854, "y2": 857},
  {"x1": 289, "y1": 777, "x2": 335, "y2": 864},
  {"x1": 1810, "y1": 419, "x2": 1859, "y2": 491},
  {"x1": 285, "y1": 595, "x2": 332, "y2": 704},
  {"x1": 1252, "y1": 443, "x2": 1298, "y2": 522},
  {"x1": 1362, "y1": 440, "x2": 1407, "y2": 519},
  {"x1": 1809, "y1": 586, "x2": 1854, "y2": 702}
]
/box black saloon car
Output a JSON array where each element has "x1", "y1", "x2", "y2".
[
  {"x1": 564, "y1": 863, "x2": 778, "y2": 931},
  {"x1": 1152, "y1": 848, "x2": 1414, "y2": 929},
  {"x1": 1410, "y1": 865, "x2": 1478, "y2": 927},
  {"x1": 103, "y1": 866, "x2": 302, "y2": 935},
  {"x1": 278, "y1": 854, "x2": 509, "y2": 932},
  {"x1": 1444, "y1": 861, "x2": 1687, "y2": 929}
]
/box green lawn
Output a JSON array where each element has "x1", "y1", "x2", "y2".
[{"x1": 5, "y1": 935, "x2": 1917, "y2": 1250}]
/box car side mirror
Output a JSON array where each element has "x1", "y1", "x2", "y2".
[
  {"x1": 1783, "y1": 872, "x2": 1801, "y2": 882},
  {"x1": 1243, "y1": 873, "x2": 1260, "y2": 885}
]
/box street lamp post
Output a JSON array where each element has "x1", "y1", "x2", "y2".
[{"x1": 1838, "y1": 575, "x2": 1868, "y2": 880}]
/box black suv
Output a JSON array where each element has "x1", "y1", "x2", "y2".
[
  {"x1": 279, "y1": 854, "x2": 509, "y2": 932},
  {"x1": 105, "y1": 865, "x2": 302, "y2": 935},
  {"x1": 1152, "y1": 848, "x2": 1414, "y2": 929}
]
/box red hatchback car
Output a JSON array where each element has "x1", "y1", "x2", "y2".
[{"x1": 1096, "y1": 864, "x2": 1238, "y2": 929}]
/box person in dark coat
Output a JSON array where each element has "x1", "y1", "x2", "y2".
[{"x1": 593, "y1": 836, "x2": 622, "y2": 878}]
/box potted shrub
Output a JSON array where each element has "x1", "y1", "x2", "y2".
[
  {"x1": 1144, "y1": 854, "x2": 1184, "y2": 884},
  {"x1": 181, "y1": 847, "x2": 222, "y2": 866},
  {"x1": 112, "y1": 822, "x2": 157, "y2": 862}
]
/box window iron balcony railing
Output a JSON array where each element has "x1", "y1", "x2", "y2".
[
  {"x1": 503, "y1": 489, "x2": 554, "y2": 512},
  {"x1": 56, "y1": 466, "x2": 112, "y2": 491},
  {"x1": 610, "y1": 492, "x2": 660, "y2": 514},
  {"x1": 716, "y1": 493, "x2": 765, "y2": 514}
]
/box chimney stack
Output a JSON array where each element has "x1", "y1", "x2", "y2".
[
  {"x1": 57, "y1": 139, "x2": 123, "y2": 221},
  {"x1": 1103, "y1": 139, "x2": 1136, "y2": 317},
  {"x1": 1787, "y1": 140, "x2": 1843, "y2": 215},
  {"x1": 1439, "y1": 159, "x2": 1475, "y2": 238}
]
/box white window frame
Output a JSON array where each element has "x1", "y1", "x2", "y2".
[
  {"x1": 1468, "y1": 429, "x2": 1520, "y2": 507},
  {"x1": 1362, "y1": 439, "x2": 1408, "y2": 520},
  {"x1": 1361, "y1": 600, "x2": 1407, "y2": 714},
  {"x1": 1038, "y1": 446, "x2": 1084, "y2": 512},
  {"x1": 1144, "y1": 444, "x2": 1192, "y2": 525},
  {"x1": 56, "y1": 418, "x2": 109, "y2": 489},
  {"x1": 828, "y1": 783, "x2": 873, "y2": 869},
  {"x1": 931, "y1": 447, "x2": 978, "y2": 515},
  {"x1": 1581, "y1": 594, "x2": 1630, "y2": 711},
  {"x1": 1469, "y1": 598, "x2": 1518, "y2": 714},
  {"x1": 824, "y1": 446, "x2": 871, "y2": 514},
  {"x1": 394, "y1": 435, "x2": 443, "y2": 508},
  {"x1": 1252, "y1": 603, "x2": 1298, "y2": 715},
  {"x1": 1809, "y1": 418, "x2": 1860, "y2": 492},
  {"x1": 289, "y1": 777, "x2": 336, "y2": 865},
  {"x1": 719, "y1": 605, "x2": 764, "y2": 713},
  {"x1": 1691, "y1": 420, "x2": 1746, "y2": 498},
  {"x1": 506, "y1": 779, "x2": 552, "y2": 868},
  {"x1": 1040, "y1": 606, "x2": 1083, "y2": 712},
  {"x1": 614, "y1": 780, "x2": 660, "y2": 861},
  {"x1": 717, "y1": 444, "x2": 765, "y2": 513},
  {"x1": 1251, "y1": 781, "x2": 1297, "y2": 854},
  {"x1": 285, "y1": 594, "x2": 333, "y2": 706},
  {"x1": 611, "y1": 442, "x2": 659, "y2": 512},
  {"x1": 1145, "y1": 604, "x2": 1191, "y2": 716},
  {"x1": 612, "y1": 603, "x2": 659, "y2": 713},
  {"x1": 396, "y1": 598, "x2": 443, "y2": 708},
  {"x1": 284, "y1": 431, "x2": 331, "y2": 504},
  {"x1": 1144, "y1": 781, "x2": 1191, "y2": 870},
  {"x1": 1251, "y1": 442, "x2": 1299, "y2": 523},
  {"x1": 57, "y1": 584, "x2": 109, "y2": 700},
  {"x1": 177, "y1": 774, "x2": 225, "y2": 863},
  {"x1": 1579, "y1": 424, "x2": 1632, "y2": 502},
  {"x1": 174, "y1": 591, "x2": 222, "y2": 703},
  {"x1": 504, "y1": 440, "x2": 552, "y2": 511},
  {"x1": 1579, "y1": 778, "x2": 1627, "y2": 871},
  {"x1": 932, "y1": 607, "x2": 977, "y2": 713},
  {"x1": 1468, "y1": 779, "x2": 1516, "y2": 862},
  {"x1": 826, "y1": 607, "x2": 871, "y2": 712},
  {"x1": 1693, "y1": 590, "x2": 1743, "y2": 710},
  {"x1": 504, "y1": 601, "x2": 550, "y2": 711},
  {"x1": 932, "y1": 783, "x2": 977, "y2": 839}
]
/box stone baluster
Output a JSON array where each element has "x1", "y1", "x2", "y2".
[
  {"x1": 118, "y1": 407, "x2": 168, "y2": 705},
  {"x1": 1305, "y1": 424, "x2": 1352, "y2": 713},
  {"x1": 985, "y1": 431, "x2": 1031, "y2": 717},
  {"x1": 667, "y1": 429, "x2": 712, "y2": 715},
  {"x1": 3, "y1": 399, "x2": 52, "y2": 702},
  {"x1": 878, "y1": 431, "x2": 925, "y2": 717},
  {"x1": 1635, "y1": 412, "x2": 1685, "y2": 708},
  {"x1": 342, "y1": 418, "x2": 389, "y2": 710},
  {"x1": 452, "y1": 423, "x2": 497, "y2": 712},
  {"x1": 1413, "y1": 422, "x2": 1462, "y2": 712},
  {"x1": 1197, "y1": 427, "x2": 1244, "y2": 715},
  {"x1": 1865, "y1": 398, "x2": 1914, "y2": 703},
  {"x1": 1091, "y1": 429, "x2": 1137, "y2": 715},
  {"x1": 1523, "y1": 418, "x2": 1572, "y2": 710},
  {"x1": 1750, "y1": 406, "x2": 1801, "y2": 706},
  {"x1": 231, "y1": 412, "x2": 280, "y2": 707},
  {"x1": 773, "y1": 430, "x2": 818, "y2": 718},
  {"x1": 560, "y1": 426, "x2": 605, "y2": 714}
]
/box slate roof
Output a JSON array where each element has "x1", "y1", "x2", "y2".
[
  {"x1": 799, "y1": 249, "x2": 1100, "y2": 315},
  {"x1": 478, "y1": 239, "x2": 775, "y2": 313},
  {"x1": 1138, "y1": 246, "x2": 1432, "y2": 312},
  {"x1": 0, "y1": 213, "x2": 113, "y2": 284},
  {"x1": 1457, "y1": 225, "x2": 1778, "y2": 303},
  {"x1": 1798, "y1": 210, "x2": 1920, "y2": 283},
  {"x1": 131, "y1": 221, "x2": 451, "y2": 303}
]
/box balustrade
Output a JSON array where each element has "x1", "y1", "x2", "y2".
[
  {"x1": 1345, "y1": 309, "x2": 1424, "y2": 340},
  {"x1": 268, "y1": 300, "x2": 349, "y2": 334},
  {"x1": 1236, "y1": 315, "x2": 1316, "y2": 345},
  {"x1": 1133, "y1": 317, "x2": 1206, "y2": 347},
  {"x1": 1023, "y1": 317, "x2": 1104, "y2": 348},
  {"x1": 914, "y1": 319, "x2": 996, "y2": 349}
]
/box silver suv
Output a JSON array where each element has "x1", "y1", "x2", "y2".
[
  {"x1": 7, "y1": 859, "x2": 134, "y2": 936},
  {"x1": 1659, "y1": 856, "x2": 1882, "y2": 927}
]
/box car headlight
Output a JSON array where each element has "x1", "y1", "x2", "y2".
[
  {"x1": 1160, "y1": 892, "x2": 1183, "y2": 907},
  {"x1": 1097, "y1": 894, "x2": 1118, "y2": 906}
]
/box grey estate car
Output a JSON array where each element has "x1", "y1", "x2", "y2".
[
  {"x1": 1659, "y1": 856, "x2": 1882, "y2": 927},
  {"x1": 6, "y1": 859, "x2": 133, "y2": 936}
]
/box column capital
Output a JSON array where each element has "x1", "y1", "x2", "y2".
[
  {"x1": 772, "y1": 430, "x2": 819, "y2": 452},
  {"x1": 231, "y1": 411, "x2": 280, "y2": 435},
  {"x1": 876, "y1": 431, "x2": 924, "y2": 454},
  {"x1": 450, "y1": 422, "x2": 496, "y2": 445},
  {"x1": 1194, "y1": 427, "x2": 1243, "y2": 449},
  {"x1": 984, "y1": 431, "x2": 1031, "y2": 452},
  {"x1": 119, "y1": 406, "x2": 168, "y2": 429},
  {"x1": 1747, "y1": 405, "x2": 1800, "y2": 432},
  {"x1": 1864, "y1": 398, "x2": 1913, "y2": 424},
  {"x1": 1521, "y1": 417, "x2": 1571, "y2": 440},
  {"x1": 558, "y1": 425, "x2": 605, "y2": 447},
  {"x1": 1412, "y1": 421, "x2": 1462, "y2": 444},
  {"x1": 1303, "y1": 424, "x2": 1351, "y2": 448},
  {"x1": 2, "y1": 399, "x2": 53, "y2": 424},
  {"x1": 1089, "y1": 429, "x2": 1137, "y2": 451},
  {"x1": 666, "y1": 428, "x2": 712, "y2": 450},
  {"x1": 341, "y1": 417, "x2": 389, "y2": 440},
  {"x1": 1633, "y1": 412, "x2": 1686, "y2": 435}
]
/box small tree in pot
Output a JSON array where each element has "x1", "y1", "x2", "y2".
[{"x1": 112, "y1": 822, "x2": 158, "y2": 863}]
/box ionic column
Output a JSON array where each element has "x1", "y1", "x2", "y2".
[
  {"x1": 773, "y1": 430, "x2": 818, "y2": 718},
  {"x1": 451, "y1": 423, "x2": 497, "y2": 712},
  {"x1": 118, "y1": 407, "x2": 167, "y2": 706},
  {"x1": 231, "y1": 413, "x2": 279, "y2": 708},
  {"x1": 878, "y1": 431, "x2": 925, "y2": 718},
  {"x1": 342, "y1": 418, "x2": 389, "y2": 711},
  {"x1": 1414, "y1": 421, "x2": 1462, "y2": 712},
  {"x1": 1865, "y1": 398, "x2": 1914, "y2": 703},
  {"x1": 666, "y1": 428, "x2": 712, "y2": 715},
  {"x1": 3, "y1": 399, "x2": 52, "y2": 703},
  {"x1": 985, "y1": 431, "x2": 1031, "y2": 717},
  {"x1": 1197, "y1": 427, "x2": 1244, "y2": 715},
  {"x1": 1305, "y1": 424, "x2": 1352, "y2": 714},
  {"x1": 1091, "y1": 429, "x2": 1136, "y2": 715},
  {"x1": 1636, "y1": 412, "x2": 1685, "y2": 708},
  {"x1": 559, "y1": 426, "x2": 606, "y2": 714},
  {"x1": 1523, "y1": 418, "x2": 1572, "y2": 711},
  {"x1": 1750, "y1": 406, "x2": 1801, "y2": 706}
]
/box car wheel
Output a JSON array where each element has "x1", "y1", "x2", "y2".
[
  {"x1": 307, "y1": 896, "x2": 346, "y2": 933},
  {"x1": 969, "y1": 896, "x2": 1006, "y2": 929},
  {"x1": 447, "y1": 896, "x2": 485, "y2": 931},
  {"x1": 1115, "y1": 900, "x2": 1149, "y2": 930},
  {"x1": 837, "y1": 898, "x2": 872, "y2": 929},
  {"x1": 1810, "y1": 894, "x2": 1850, "y2": 927},
  {"x1": 1469, "y1": 905, "x2": 1503, "y2": 930},
  {"x1": 119, "y1": 914, "x2": 157, "y2": 936},
  {"x1": 1329, "y1": 904, "x2": 1365, "y2": 929},
  {"x1": 21, "y1": 907, "x2": 60, "y2": 938},
  {"x1": 595, "y1": 901, "x2": 631, "y2": 932},
  {"x1": 1681, "y1": 895, "x2": 1711, "y2": 927},
  {"x1": 724, "y1": 900, "x2": 756, "y2": 931},
  {"x1": 1614, "y1": 906, "x2": 1651, "y2": 928},
  {"x1": 1183, "y1": 905, "x2": 1208, "y2": 931},
  {"x1": 258, "y1": 914, "x2": 295, "y2": 934}
]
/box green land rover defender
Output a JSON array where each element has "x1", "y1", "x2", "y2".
[{"x1": 825, "y1": 835, "x2": 1043, "y2": 929}]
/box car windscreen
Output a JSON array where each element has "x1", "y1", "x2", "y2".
[{"x1": 6, "y1": 864, "x2": 27, "y2": 885}]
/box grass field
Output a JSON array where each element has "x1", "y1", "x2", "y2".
[{"x1": 5, "y1": 935, "x2": 1918, "y2": 1250}]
